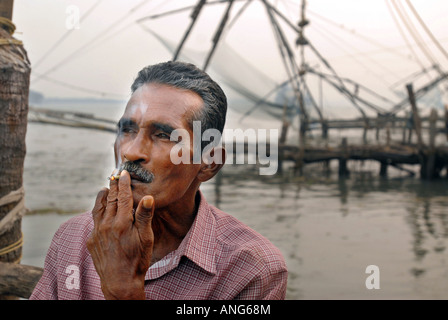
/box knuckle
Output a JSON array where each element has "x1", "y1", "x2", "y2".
[
  {"x1": 111, "y1": 220, "x2": 128, "y2": 234},
  {"x1": 98, "y1": 222, "x2": 111, "y2": 234}
]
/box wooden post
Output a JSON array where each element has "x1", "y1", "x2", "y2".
[
  {"x1": 362, "y1": 123, "x2": 368, "y2": 145},
  {"x1": 380, "y1": 124, "x2": 391, "y2": 177},
  {"x1": 429, "y1": 108, "x2": 437, "y2": 150},
  {"x1": 406, "y1": 84, "x2": 424, "y2": 149},
  {"x1": 295, "y1": 116, "x2": 306, "y2": 176},
  {"x1": 338, "y1": 137, "x2": 349, "y2": 178},
  {"x1": 278, "y1": 103, "x2": 290, "y2": 174},
  {"x1": 444, "y1": 104, "x2": 448, "y2": 142},
  {"x1": 402, "y1": 112, "x2": 409, "y2": 144},
  {"x1": 379, "y1": 161, "x2": 388, "y2": 177},
  {"x1": 407, "y1": 122, "x2": 413, "y2": 144},
  {"x1": 375, "y1": 113, "x2": 381, "y2": 141},
  {"x1": 423, "y1": 108, "x2": 438, "y2": 179},
  {"x1": 322, "y1": 120, "x2": 328, "y2": 140},
  {"x1": 0, "y1": 1, "x2": 31, "y2": 299},
  {"x1": 386, "y1": 123, "x2": 391, "y2": 147}
]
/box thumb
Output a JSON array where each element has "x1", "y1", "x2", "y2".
[{"x1": 134, "y1": 195, "x2": 154, "y2": 233}]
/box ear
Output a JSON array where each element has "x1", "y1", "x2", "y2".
[{"x1": 197, "y1": 146, "x2": 226, "y2": 182}]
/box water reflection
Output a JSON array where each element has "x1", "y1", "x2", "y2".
[
  {"x1": 205, "y1": 163, "x2": 448, "y2": 299},
  {"x1": 403, "y1": 181, "x2": 448, "y2": 279}
]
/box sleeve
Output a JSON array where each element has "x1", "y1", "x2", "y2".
[
  {"x1": 235, "y1": 262, "x2": 288, "y2": 300},
  {"x1": 29, "y1": 227, "x2": 62, "y2": 300}
]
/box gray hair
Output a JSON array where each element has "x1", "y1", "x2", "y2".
[{"x1": 131, "y1": 61, "x2": 227, "y2": 150}]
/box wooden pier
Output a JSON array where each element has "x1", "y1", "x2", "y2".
[{"x1": 276, "y1": 104, "x2": 448, "y2": 179}]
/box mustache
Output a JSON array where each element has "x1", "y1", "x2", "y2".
[{"x1": 120, "y1": 161, "x2": 154, "y2": 183}]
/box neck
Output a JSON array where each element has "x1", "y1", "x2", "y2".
[{"x1": 150, "y1": 191, "x2": 200, "y2": 264}]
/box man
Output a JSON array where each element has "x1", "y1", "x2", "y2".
[{"x1": 30, "y1": 61, "x2": 288, "y2": 300}]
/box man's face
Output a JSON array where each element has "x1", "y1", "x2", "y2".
[{"x1": 114, "y1": 83, "x2": 203, "y2": 209}]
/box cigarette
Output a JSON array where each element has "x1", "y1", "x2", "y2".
[
  {"x1": 108, "y1": 167, "x2": 122, "y2": 181},
  {"x1": 108, "y1": 174, "x2": 120, "y2": 181}
]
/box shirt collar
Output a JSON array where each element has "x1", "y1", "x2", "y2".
[{"x1": 145, "y1": 190, "x2": 217, "y2": 280}]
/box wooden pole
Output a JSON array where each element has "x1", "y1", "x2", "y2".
[
  {"x1": 379, "y1": 161, "x2": 388, "y2": 177},
  {"x1": 0, "y1": 0, "x2": 32, "y2": 299},
  {"x1": 429, "y1": 108, "x2": 437, "y2": 150},
  {"x1": 375, "y1": 113, "x2": 381, "y2": 141},
  {"x1": 172, "y1": 0, "x2": 206, "y2": 61},
  {"x1": 402, "y1": 112, "x2": 410, "y2": 144},
  {"x1": 406, "y1": 83, "x2": 424, "y2": 149},
  {"x1": 444, "y1": 104, "x2": 448, "y2": 142},
  {"x1": 423, "y1": 108, "x2": 438, "y2": 179},
  {"x1": 338, "y1": 137, "x2": 349, "y2": 178},
  {"x1": 278, "y1": 102, "x2": 290, "y2": 174},
  {"x1": 203, "y1": 0, "x2": 234, "y2": 71}
]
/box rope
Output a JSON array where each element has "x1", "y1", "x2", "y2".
[
  {"x1": 0, "y1": 17, "x2": 22, "y2": 46},
  {"x1": 0, "y1": 38, "x2": 23, "y2": 46},
  {"x1": 0, "y1": 186, "x2": 28, "y2": 236},
  {"x1": 0, "y1": 17, "x2": 16, "y2": 35},
  {"x1": 0, "y1": 232, "x2": 23, "y2": 257}
]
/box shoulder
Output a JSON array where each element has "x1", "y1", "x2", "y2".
[
  {"x1": 48, "y1": 211, "x2": 94, "y2": 267},
  {"x1": 52, "y1": 211, "x2": 93, "y2": 245},
  {"x1": 210, "y1": 205, "x2": 287, "y2": 273}
]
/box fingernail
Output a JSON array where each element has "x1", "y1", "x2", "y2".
[{"x1": 143, "y1": 197, "x2": 153, "y2": 210}]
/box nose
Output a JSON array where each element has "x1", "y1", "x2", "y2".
[{"x1": 120, "y1": 132, "x2": 150, "y2": 164}]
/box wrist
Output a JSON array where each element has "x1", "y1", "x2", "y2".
[{"x1": 101, "y1": 279, "x2": 146, "y2": 300}]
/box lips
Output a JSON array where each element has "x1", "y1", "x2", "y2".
[{"x1": 129, "y1": 172, "x2": 144, "y2": 182}]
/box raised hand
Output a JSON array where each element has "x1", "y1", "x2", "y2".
[{"x1": 87, "y1": 170, "x2": 154, "y2": 300}]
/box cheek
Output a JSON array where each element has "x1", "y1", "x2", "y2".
[
  {"x1": 114, "y1": 136, "x2": 126, "y2": 166},
  {"x1": 154, "y1": 161, "x2": 201, "y2": 191},
  {"x1": 114, "y1": 139, "x2": 120, "y2": 166}
]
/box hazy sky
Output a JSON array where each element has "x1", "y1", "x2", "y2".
[{"x1": 11, "y1": 0, "x2": 448, "y2": 113}]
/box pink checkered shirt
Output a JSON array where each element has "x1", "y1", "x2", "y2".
[{"x1": 30, "y1": 191, "x2": 287, "y2": 300}]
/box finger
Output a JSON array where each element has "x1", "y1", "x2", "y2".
[
  {"x1": 104, "y1": 172, "x2": 119, "y2": 219},
  {"x1": 134, "y1": 195, "x2": 155, "y2": 236},
  {"x1": 116, "y1": 170, "x2": 134, "y2": 225},
  {"x1": 91, "y1": 187, "x2": 109, "y2": 226}
]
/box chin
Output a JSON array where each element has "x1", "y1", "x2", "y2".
[{"x1": 130, "y1": 184, "x2": 151, "y2": 207}]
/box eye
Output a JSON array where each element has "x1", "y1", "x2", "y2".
[
  {"x1": 119, "y1": 126, "x2": 136, "y2": 134},
  {"x1": 155, "y1": 132, "x2": 171, "y2": 140},
  {"x1": 117, "y1": 119, "x2": 138, "y2": 135}
]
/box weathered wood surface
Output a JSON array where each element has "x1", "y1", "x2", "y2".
[
  {"x1": 0, "y1": 23, "x2": 30, "y2": 270},
  {"x1": 0, "y1": 262, "x2": 43, "y2": 299}
]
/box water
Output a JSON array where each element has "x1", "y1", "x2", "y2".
[{"x1": 20, "y1": 100, "x2": 448, "y2": 300}]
